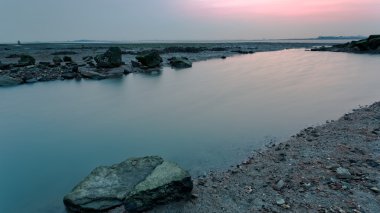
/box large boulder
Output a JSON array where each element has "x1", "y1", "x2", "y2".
[
  {"x1": 0, "y1": 75, "x2": 23, "y2": 86},
  {"x1": 18, "y1": 55, "x2": 35, "y2": 67},
  {"x1": 94, "y1": 47, "x2": 122, "y2": 68},
  {"x1": 168, "y1": 57, "x2": 192, "y2": 69},
  {"x1": 63, "y1": 156, "x2": 192, "y2": 213},
  {"x1": 136, "y1": 51, "x2": 163, "y2": 68}
]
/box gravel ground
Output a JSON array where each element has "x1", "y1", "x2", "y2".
[{"x1": 147, "y1": 102, "x2": 380, "y2": 213}]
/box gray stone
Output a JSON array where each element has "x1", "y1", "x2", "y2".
[
  {"x1": 276, "y1": 198, "x2": 285, "y2": 205},
  {"x1": 336, "y1": 167, "x2": 352, "y2": 179},
  {"x1": 136, "y1": 51, "x2": 163, "y2": 68},
  {"x1": 63, "y1": 156, "x2": 192, "y2": 212},
  {"x1": 274, "y1": 179, "x2": 285, "y2": 191},
  {"x1": 168, "y1": 57, "x2": 192, "y2": 69},
  {"x1": 94, "y1": 47, "x2": 122, "y2": 68},
  {"x1": 0, "y1": 75, "x2": 23, "y2": 86}
]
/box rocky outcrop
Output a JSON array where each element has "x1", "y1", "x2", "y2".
[
  {"x1": 17, "y1": 55, "x2": 35, "y2": 67},
  {"x1": 311, "y1": 35, "x2": 380, "y2": 53},
  {"x1": 95, "y1": 47, "x2": 123, "y2": 68},
  {"x1": 63, "y1": 156, "x2": 192, "y2": 213},
  {"x1": 0, "y1": 75, "x2": 23, "y2": 86},
  {"x1": 135, "y1": 51, "x2": 163, "y2": 68},
  {"x1": 168, "y1": 57, "x2": 192, "y2": 69}
]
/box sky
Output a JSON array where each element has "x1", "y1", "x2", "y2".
[{"x1": 0, "y1": 0, "x2": 379, "y2": 42}]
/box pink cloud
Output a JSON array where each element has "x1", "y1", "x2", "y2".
[{"x1": 185, "y1": 0, "x2": 380, "y2": 21}]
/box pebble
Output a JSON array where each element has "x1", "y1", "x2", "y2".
[
  {"x1": 336, "y1": 167, "x2": 352, "y2": 179},
  {"x1": 370, "y1": 187, "x2": 380, "y2": 193},
  {"x1": 276, "y1": 198, "x2": 285, "y2": 205},
  {"x1": 274, "y1": 180, "x2": 285, "y2": 191}
]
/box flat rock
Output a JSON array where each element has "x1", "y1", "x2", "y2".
[
  {"x1": 136, "y1": 51, "x2": 163, "y2": 68},
  {"x1": 80, "y1": 70, "x2": 107, "y2": 80},
  {"x1": 0, "y1": 75, "x2": 23, "y2": 86},
  {"x1": 168, "y1": 57, "x2": 192, "y2": 69},
  {"x1": 63, "y1": 156, "x2": 192, "y2": 213}
]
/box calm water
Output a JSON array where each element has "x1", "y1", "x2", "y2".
[{"x1": 1, "y1": 49, "x2": 380, "y2": 212}]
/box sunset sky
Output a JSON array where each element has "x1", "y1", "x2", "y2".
[{"x1": 0, "y1": 0, "x2": 379, "y2": 42}]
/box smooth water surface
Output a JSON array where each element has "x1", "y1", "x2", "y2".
[{"x1": 1, "y1": 49, "x2": 380, "y2": 212}]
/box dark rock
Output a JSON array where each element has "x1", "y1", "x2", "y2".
[
  {"x1": 168, "y1": 57, "x2": 192, "y2": 69},
  {"x1": 61, "y1": 72, "x2": 77, "y2": 79},
  {"x1": 0, "y1": 75, "x2": 23, "y2": 86},
  {"x1": 82, "y1": 56, "x2": 93, "y2": 62},
  {"x1": 39, "y1": 62, "x2": 51, "y2": 67},
  {"x1": 94, "y1": 47, "x2": 122, "y2": 68},
  {"x1": 17, "y1": 55, "x2": 36, "y2": 67},
  {"x1": 136, "y1": 51, "x2": 163, "y2": 68},
  {"x1": 63, "y1": 56, "x2": 73, "y2": 62},
  {"x1": 368, "y1": 38, "x2": 380, "y2": 50},
  {"x1": 0, "y1": 63, "x2": 12, "y2": 70},
  {"x1": 53, "y1": 56, "x2": 63, "y2": 65},
  {"x1": 63, "y1": 156, "x2": 192, "y2": 213},
  {"x1": 51, "y1": 51, "x2": 77, "y2": 55},
  {"x1": 221, "y1": 56, "x2": 227, "y2": 59},
  {"x1": 131, "y1": 60, "x2": 141, "y2": 68}
]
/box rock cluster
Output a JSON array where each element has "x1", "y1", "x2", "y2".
[
  {"x1": 63, "y1": 156, "x2": 193, "y2": 213},
  {"x1": 94, "y1": 47, "x2": 123, "y2": 68}
]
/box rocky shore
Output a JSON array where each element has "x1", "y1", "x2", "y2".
[
  {"x1": 145, "y1": 102, "x2": 380, "y2": 213},
  {"x1": 0, "y1": 42, "x2": 330, "y2": 87},
  {"x1": 311, "y1": 35, "x2": 380, "y2": 54}
]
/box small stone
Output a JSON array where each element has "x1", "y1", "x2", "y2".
[
  {"x1": 370, "y1": 187, "x2": 380, "y2": 193},
  {"x1": 276, "y1": 198, "x2": 285, "y2": 205},
  {"x1": 274, "y1": 180, "x2": 285, "y2": 191},
  {"x1": 336, "y1": 167, "x2": 352, "y2": 179}
]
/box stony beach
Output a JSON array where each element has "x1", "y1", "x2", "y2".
[{"x1": 148, "y1": 102, "x2": 380, "y2": 213}]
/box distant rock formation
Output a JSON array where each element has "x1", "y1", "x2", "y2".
[{"x1": 311, "y1": 35, "x2": 380, "y2": 54}]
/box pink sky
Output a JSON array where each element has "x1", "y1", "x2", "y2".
[{"x1": 184, "y1": 0, "x2": 380, "y2": 20}]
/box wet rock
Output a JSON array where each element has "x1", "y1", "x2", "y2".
[
  {"x1": 136, "y1": 51, "x2": 163, "y2": 68},
  {"x1": 168, "y1": 57, "x2": 192, "y2": 69},
  {"x1": 0, "y1": 75, "x2": 23, "y2": 86},
  {"x1": 94, "y1": 47, "x2": 122, "y2": 68},
  {"x1": 17, "y1": 55, "x2": 35, "y2": 67},
  {"x1": 336, "y1": 167, "x2": 352, "y2": 179},
  {"x1": 63, "y1": 156, "x2": 192, "y2": 213},
  {"x1": 39, "y1": 62, "x2": 51, "y2": 67},
  {"x1": 370, "y1": 187, "x2": 380, "y2": 193},
  {"x1": 80, "y1": 70, "x2": 107, "y2": 80},
  {"x1": 63, "y1": 56, "x2": 73, "y2": 62},
  {"x1": 61, "y1": 72, "x2": 78, "y2": 79}
]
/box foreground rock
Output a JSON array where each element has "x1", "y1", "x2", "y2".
[
  {"x1": 95, "y1": 47, "x2": 123, "y2": 68},
  {"x1": 63, "y1": 156, "x2": 193, "y2": 213},
  {"x1": 168, "y1": 57, "x2": 192, "y2": 69},
  {"x1": 311, "y1": 35, "x2": 380, "y2": 54}
]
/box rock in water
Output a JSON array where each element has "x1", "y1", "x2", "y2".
[
  {"x1": 94, "y1": 47, "x2": 122, "y2": 68},
  {"x1": 80, "y1": 70, "x2": 107, "y2": 80},
  {"x1": 63, "y1": 156, "x2": 193, "y2": 213},
  {"x1": 0, "y1": 75, "x2": 23, "y2": 86},
  {"x1": 136, "y1": 51, "x2": 163, "y2": 68},
  {"x1": 18, "y1": 55, "x2": 35, "y2": 66},
  {"x1": 168, "y1": 57, "x2": 192, "y2": 69}
]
